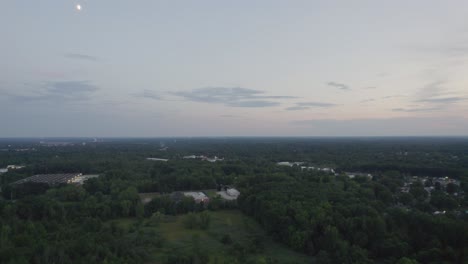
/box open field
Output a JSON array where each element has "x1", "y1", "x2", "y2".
[{"x1": 113, "y1": 210, "x2": 311, "y2": 263}]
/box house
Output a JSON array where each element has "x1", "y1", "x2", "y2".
[
  {"x1": 183, "y1": 192, "x2": 210, "y2": 203},
  {"x1": 227, "y1": 188, "x2": 240, "y2": 197},
  {"x1": 217, "y1": 187, "x2": 240, "y2": 200}
]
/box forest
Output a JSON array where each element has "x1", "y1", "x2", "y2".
[{"x1": 0, "y1": 137, "x2": 467, "y2": 263}]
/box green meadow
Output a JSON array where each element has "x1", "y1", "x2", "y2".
[{"x1": 113, "y1": 210, "x2": 310, "y2": 263}]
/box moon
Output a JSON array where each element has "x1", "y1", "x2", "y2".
[{"x1": 76, "y1": 4, "x2": 82, "y2": 11}]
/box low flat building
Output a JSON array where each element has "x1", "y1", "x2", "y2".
[
  {"x1": 146, "y1": 158, "x2": 169, "y2": 162},
  {"x1": 6, "y1": 165, "x2": 25, "y2": 170},
  {"x1": 13, "y1": 173, "x2": 83, "y2": 185},
  {"x1": 70, "y1": 174, "x2": 100, "y2": 185},
  {"x1": 345, "y1": 172, "x2": 373, "y2": 179}
]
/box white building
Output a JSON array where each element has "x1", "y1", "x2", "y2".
[
  {"x1": 146, "y1": 158, "x2": 169, "y2": 162},
  {"x1": 183, "y1": 192, "x2": 210, "y2": 203},
  {"x1": 6, "y1": 165, "x2": 25, "y2": 170},
  {"x1": 227, "y1": 188, "x2": 240, "y2": 197},
  {"x1": 70, "y1": 174, "x2": 100, "y2": 185},
  {"x1": 217, "y1": 188, "x2": 240, "y2": 200}
]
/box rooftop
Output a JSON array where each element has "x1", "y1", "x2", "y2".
[{"x1": 13, "y1": 173, "x2": 82, "y2": 185}]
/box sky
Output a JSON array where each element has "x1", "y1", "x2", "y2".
[{"x1": 1, "y1": 0, "x2": 468, "y2": 137}]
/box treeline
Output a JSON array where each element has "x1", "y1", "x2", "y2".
[
  {"x1": 0, "y1": 182, "x2": 163, "y2": 263},
  {"x1": 238, "y1": 171, "x2": 468, "y2": 263}
]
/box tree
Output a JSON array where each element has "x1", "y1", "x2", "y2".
[
  {"x1": 120, "y1": 200, "x2": 132, "y2": 217},
  {"x1": 148, "y1": 212, "x2": 164, "y2": 226},
  {"x1": 184, "y1": 212, "x2": 198, "y2": 229},
  {"x1": 136, "y1": 202, "x2": 144, "y2": 219},
  {"x1": 199, "y1": 211, "x2": 211, "y2": 230},
  {"x1": 396, "y1": 257, "x2": 419, "y2": 264},
  {"x1": 221, "y1": 234, "x2": 233, "y2": 245},
  {"x1": 446, "y1": 183, "x2": 459, "y2": 194}
]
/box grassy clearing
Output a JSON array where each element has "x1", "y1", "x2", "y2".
[{"x1": 112, "y1": 210, "x2": 310, "y2": 263}]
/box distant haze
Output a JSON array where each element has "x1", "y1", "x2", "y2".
[{"x1": 1, "y1": 1, "x2": 468, "y2": 137}]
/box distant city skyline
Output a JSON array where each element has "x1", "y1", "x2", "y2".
[{"x1": 1, "y1": 1, "x2": 468, "y2": 136}]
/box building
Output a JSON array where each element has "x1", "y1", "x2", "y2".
[
  {"x1": 183, "y1": 192, "x2": 210, "y2": 203},
  {"x1": 0, "y1": 165, "x2": 26, "y2": 174},
  {"x1": 277, "y1": 161, "x2": 304, "y2": 167},
  {"x1": 6, "y1": 165, "x2": 25, "y2": 170},
  {"x1": 345, "y1": 172, "x2": 373, "y2": 179},
  {"x1": 227, "y1": 188, "x2": 240, "y2": 197},
  {"x1": 206, "y1": 156, "x2": 224, "y2": 162},
  {"x1": 146, "y1": 158, "x2": 169, "y2": 162},
  {"x1": 13, "y1": 173, "x2": 83, "y2": 185},
  {"x1": 217, "y1": 187, "x2": 240, "y2": 200},
  {"x1": 70, "y1": 174, "x2": 100, "y2": 185}
]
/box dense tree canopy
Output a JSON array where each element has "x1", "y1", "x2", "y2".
[{"x1": 0, "y1": 137, "x2": 467, "y2": 263}]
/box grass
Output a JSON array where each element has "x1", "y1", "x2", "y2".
[{"x1": 112, "y1": 210, "x2": 310, "y2": 263}]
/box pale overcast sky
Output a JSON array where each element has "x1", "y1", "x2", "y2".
[{"x1": 1, "y1": 1, "x2": 468, "y2": 137}]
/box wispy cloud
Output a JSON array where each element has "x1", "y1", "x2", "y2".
[
  {"x1": 416, "y1": 97, "x2": 466, "y2": 104},
  {"x1": 64, "y1": 53, "x2": 99, "y2": 62},
  {"x1": 227, "y1": 100, "x2": 280, "y2": 107},
  {"x1": 392, "y1": 107, "x2": 441, "y2": 112},
  {"x1": 297, "y1": 102, "x2": 338, "y2": 107},
  {"x1": 170, "y1": 87, "x2": 294, "y2": 108},
  {"x1": 285, "y1": 106, "x2": 310, "y2": 111},
  {"x1": 133, "y1": 89, "x2": 162, "y2": 100},
  {"x1": 382, "y1": 95, "x2": 407, "y2": 99},
  {"x1": 360, "y1": 98, "x2": 376, "y2": 103},
  {"x1": 414, "y1": 81, "x2": 466, "y2": 106},
  {"x1": 327, "y1": 81, "x2": 350, "y2": 90},
  {"x1": 9, "y1": 81, "x2": 99, "y2": 102},
  {"x1": 285, "y1": 101, "x2": 338, "y2": 111}
]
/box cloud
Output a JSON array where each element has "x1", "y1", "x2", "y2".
[
  {"x1": 363, "y1": 86, "x2": 377, "y2": 90},
  {"x1": 392, "y1": 107, "x2": 441, "y2": 112},
  {"x1": 327, "y1": 82, "x2": 350, "y2": 90},
  {"x1": 382, "y1": 95, "x2": 407, "y2": 99},
  {"x1": 360, "y1": 98, "x2": 376, "y2": 103},
  {"x1": 414, "y1": 81, "x2": 466, "y2": 106},
  {"x1": 170, "y1": 87, "x2": 294, "y2": 108},
  {"x1": 416, "y1": 81, "x2": 445, "y2": 99},
  {"x1": 416, "y1": 97, "x2": 467, "y2": 104},
  {"x1": 64, "y1": 53, "x2": 98, "y2": 61},
  {"x1": 227, "y1": 100, "x2": 280, "y2": 107},
  {"x1": 291, "y1": 117, "x2": 468, "y2": 136},
  {"x1": 285, "y1": 101, "x2": 338, "y2": 111},
  {"x1": 133, "y1": 89, "x2": 162, "y2": 100},
  {"x1": 297, "y1": 102, "x2": 338, "y2": 107},
  {"x1": 9, "y1": 81, "x2": 99, "y2": 102},
  {"x1": 286, "y1": 106, "x2": 310, "y2": 111}
]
